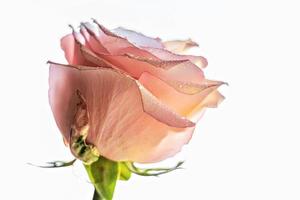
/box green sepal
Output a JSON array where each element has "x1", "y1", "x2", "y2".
[
  {"x1": 71, "y1": 135, "x2": 100, "y2": 165},
  {"x1": 125, "y1": 161, "x2": 184, "y2": 177},
  {"x1": 28, "y1": 159, "x2": 76, "y2": 168},
  {"x1": 118, "y1": 162, "x2": 132, "y2": 181},
  {"x1": 84, "y1": 156, "x2": 119, "y2": 200}
]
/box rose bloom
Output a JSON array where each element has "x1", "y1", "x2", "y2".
[{"x1": 49, "y1": 20, "x2": 225, "y2": 163}]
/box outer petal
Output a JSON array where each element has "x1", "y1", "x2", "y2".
[
  {"x1": 144, "y1": 47, "x2": 208, "y2": 68},
  {"x1": 85, "y1": 51, "x2": 207, "y2": 96},
  {"x1": 77, "y1": 35, "x2": 200, "y2": 78},
  {"x1": 79, "y1": 24, "x2": 109, "y2": 55},
  {"x1": 82, "y1": 22, "x2": 157, "y2": 58},
  {"x1": 188, "y1": 90, "x2": 225, "y2": 122},
  {"x1": 78, "y1": 23, "x2": 180, "y2": 68},
  {"x1": 84, "y1": 22, "x2": 206, "y2": 68},
  {"x1": 60, "y1": 34, "x2": 86, "y2": 65},
  {"x1": 60, "y1": 32, "x2": 99, "y2": 67},
  {"x1": 139, "y1": 72, "x2": 224, "y2": 122},
  {"x1": 48, "y1": 62, "x2": 81, "y2": 141},
  {"x1": 48, "y1": 62, "x2": 195, "y2": 163},
  {"x1": 80, "y1": 46, "x2": 116, "y2": 69},
  {"x1": 98, "y1": 53, "x2": 206, "y2": 95},
  {"x1": 72, "y1": 23, "x2": 207, "y2": 93},
  {"x1": 92, "y1": 23, "x2": 205, "y2": 68},
  {"x1": 163, "y1": 39, "x2": 199, "y2": 54},
  {"x1": 112, "y1": 27, "x2": 164, "y2": 49},
  {"x1": 72, "y1": 36, "x2": 206, "y2": 95}
]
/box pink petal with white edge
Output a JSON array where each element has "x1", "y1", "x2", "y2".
[
  {"x1": 61, "y1": 23, "x2": 213, "y2": 96},
  {"x1": 96, "y1": 53, "x2": 206, "y2": 94},
  {"x1": 60, "y1": 32, "x2": 99, "y2": 67},
  {"x1": 79, "y1": 24, "x2": 110, "y2": 55},
  {"x1": 87, "y1": 21, "x2": 158, "y2": 58},
  {"x1": 48, "y1": 62, "x2": 195, "y2": 163},
  {"x1": 163, "y1": 39, "x2": 199, "y2": 54},
  {"x1": 76, "y1": 23, "x2": 171, "y2": 67},
  {"x1": 60, "y1": 34, "x2": 86, "y2": 65},
  {"x1": 69, "y1": 35, "x2": 205, "y2": 86},
  {"x1": 188, "y1": 90, "x2": 225, "y2": 122},
  {"x1": 144, "y1": 47, "x2": 208, "y2": 68},
  {"x1": 92, "y1": 22, "x2": 206, "y2": 67},
  {"x1": 85, "y1": 22, "x2": 206, "y2": 68},
  {"x1": 48, "y1": 62, "x2": 81, "y2": 141},
  {"x1": 139, "y1": 72, "x2": 225, "y2": 122},
  {"x1": 112, "y1": 27, "x2": 164, "y2": 49},
  {"x1": 63, "y1": 24, "x2": 206, "y2": 90},
  {"x1": 78, "y1": 46, "x2": 207, "y2": 95}
]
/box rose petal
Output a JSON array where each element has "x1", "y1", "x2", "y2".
[
  {"x1": 48, "y1": 62, "x2": 80, "y2": 142},
  {"x1": 60, "y1": 34, "x2": 87, "y2": 65},
  {"x1": 164, "y1": 79, "x2": 226, "y2": 95},
  {"x1": 188, "y1": 90, "x2": 225, "y2": 122},
  {"x1": 82, "y1": 22, "x2": 157, "y2": 58},
  {"x1": 89, "y1": 21, "x2": 206, "y2": 68},
  {"x1": 122, "y1": 53, "x2": 188, "y2": 70},
  {"x1": 139, "y1": 72, "x2": 224, "y2": 122},
  {"x1": 48, "y1": 62, "x2": 195, "y2": 163},
  {"x1": 163, "y1": 39, "x2": 199, "y2": 54},
  {"x1": 103, "y1": 54, "x2": 206, "y2": 93},
  {"x1": 79, "y1": 47, "x2": 206, "y2": 95},
  {"x1": 80, "y1": 24, "x2": 109, "y2": 55},
  {"x1": 70, "y1": 23, "x2": 207, "y2": 90},
  {"x1": 77, "y1": 38, "x2": 193, "y2": 74},
  {"x1": 72, "y1": 37, "x2": 207, "y2": 98},
  {"x1": 137, "y1": 81, "x2": 194, "y2": 128},
  {"x1": 80, "y1": 45, "x2": 116, "y2": 69},
  {"x1": 144, "y1": 47, "x2": 208, "y2": 68},
  {"x1": 60, "y1": 30, "x2": 100, "y2": 67},
  {"x1": 90, "y1": 22, "x2": 206, "y2": 68},
  {"x1": 112, "y1": 27, "x2": 164, "y2": 49},
  {"x1": 73, "y1": 36, "x2": 204, "y2": 82}
]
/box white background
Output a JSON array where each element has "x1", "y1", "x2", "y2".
[{"x1": 0, "y1": 0, "x2": 300, "y2": 199}]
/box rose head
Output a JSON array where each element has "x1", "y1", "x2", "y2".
[{"x1": 49, "y1": 20, "x2": 225, "y2": 163}]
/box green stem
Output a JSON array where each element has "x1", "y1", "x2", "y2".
[
  {"x1": 93, "y1": 189, "x2": 102, "y2": 200},
  {"x1": 84, "y1": 157, "x2": 119, "y2": 200}
]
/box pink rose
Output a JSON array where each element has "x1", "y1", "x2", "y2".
[{"x1": 48, "y1": 19, "x2": 224, "y2": 163}]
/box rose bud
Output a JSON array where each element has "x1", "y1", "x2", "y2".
[{"x1": 48, "y1": 20, "x2": 225, "y2": 164}]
